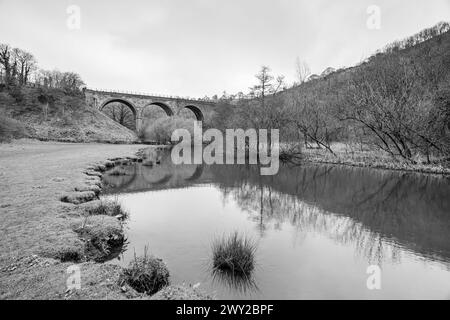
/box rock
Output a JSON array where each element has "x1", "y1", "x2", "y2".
[
  {"x1": 78, "y1": 200, "x2": 103, "y2": 211},
  {"x1": 113, "y1": 159, "x2": 124, "y2": 166},
  {"x1": 87, "y1": 164, "x2": 107, "y2": 172},
  {"x1": 95, "y1": 164, "x2": 107, "y2": 172},
  {"x1": 53, "y1": 177, "x2": 65, "y2": 182},
  {"x1": 150, "y1": 285, "x2": 212, "y2": 300},
  {"x1": 84, "y1": 170, "x2": 102, "y2": 177},
  {"x1": 60, "y1": 191, "x2": 97, "y2": 204},
  {"x1": 102, "y1": 160, "x2": 115, "y2": 168},
  {"x1": 75, "y1": 184, "x2": 101, "y2": 195},
  {"x1": 142, "y1": 160, "x2": 153, "y2": 167},
  {"x1": 85, "y1": 176, "x2": 102, "y2": 187}
]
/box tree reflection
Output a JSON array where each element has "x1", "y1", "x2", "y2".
[
  {"x1": 104, "y1": 150, "x2": 450, "y2": 266},
  {"x1": 210, "y1": 268, "x2": 259, "y2": 295},
  {"x1": 210, "y1": 163, "x2": 450, "y2": 265}
]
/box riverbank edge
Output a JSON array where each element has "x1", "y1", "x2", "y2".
[
  {"x1": 301, "y1": 152, "x2": 450, "y2": 177},
  {"x1": 56, "y1": 145, "x2": 211, "y2": 300}
]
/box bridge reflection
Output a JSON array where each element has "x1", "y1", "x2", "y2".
[
  {"x1": 102, "y1": 152, "x2": 209, "y2": 193},
  {"x1": 102, "y1": 153, "x2": 450, "y2": 266}
]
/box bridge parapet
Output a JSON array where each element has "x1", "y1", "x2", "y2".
[{"x1": 85, "y1": 88, "x2": 213, "y2": 104}]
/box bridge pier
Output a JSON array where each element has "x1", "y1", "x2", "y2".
[{"x1": 136, "y1": 116, "x2": 143, "y2": 134}]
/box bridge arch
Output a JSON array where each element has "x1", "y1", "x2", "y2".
[
  {"x1": 99, "y1": 98, "x2": 138, "y2": 131},
  {"x1": 99, "y1": 98, "x2": 137, "y2": 118},
  {"x1": 141, "y1": 102, "x2": 174, "y2": 118},
  {"x1": 180, "y1": 105, "x2": 204, "y2": 121}
]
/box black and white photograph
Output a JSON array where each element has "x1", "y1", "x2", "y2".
[{"x1": 0, "y1": 0, "x2": 450, "y2": 308}]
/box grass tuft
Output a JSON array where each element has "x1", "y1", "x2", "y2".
[
  {"x1": 55, "y1": 248, "x2": 82, "y2": 262},
  {"x1": 212, "y1": 232, "x2": 257, "y2": 277},
  {"x1": 121, "y1": 247, "x2": 170, "y2": 295},
  {"x1": 87, "y1": 198, "x2": 129, "y2": 220}
]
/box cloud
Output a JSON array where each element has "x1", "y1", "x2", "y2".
[{"x1": 1, "y1": 0, "x2": 449, "y2": 96}]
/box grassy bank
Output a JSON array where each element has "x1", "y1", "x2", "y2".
[
  {"x1": 0, "y1": 86, "x2": 138, "y2": 143},
  {"x1": 0, "y1": 140, "x2": 209, "y2": 300},
  {"x1": 301, "y1": 143, "x2": 450, "y2": 176}
]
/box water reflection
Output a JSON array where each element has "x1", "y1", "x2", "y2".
[
  {"x1": 102, "y1": 150, "x2": 450, "y2": 298},
  {"x1": 103, "y1": 152, "x2": 207, "y2": 192},
  {"x1": 104, "y1": 157, "x2": 450, "y2": 266},
  {"x1": 211, "y1": 268, "x2": 259, "y2": 295}
]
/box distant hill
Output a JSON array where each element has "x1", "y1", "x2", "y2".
[
  {"x1": 260, "y1": 21, "x2": 450, "y2": 160},
  {"x1": 288, "y1": 22, "x2": 449, "y2": 92},
  {"x1": 0, "y1": 86, "x2": 137, "y2": 143},
  {"x1": 281, "y1": 22, "x2": 450, "y2": 111}
]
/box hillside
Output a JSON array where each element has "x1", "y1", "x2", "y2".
[
  {"x1": 0, "y1": 86, "x2": 138, "y2": 143},
  {"x1": 282, "y1": 26, "x2": 450, "y2": 104},
  {"x1": 276, "y1": 25, "x2": 450, "y2": 156},
  {"x1": 208, "y1": 22, "x2": 450, "y2": 173}
]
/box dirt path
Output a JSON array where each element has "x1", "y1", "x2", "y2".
[{"x1": 0, "y1": 139, "x2": 144, "y2": 299}]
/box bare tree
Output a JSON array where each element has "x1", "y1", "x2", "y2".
[
  {"x1": 250, "y1": 66, "x2": 274, "y2": 109},
  {"x1": 340, "y1": 54, "x2": 449, "y2": 161},
  {"x1": 0, "y1": 44, "x2": 14, "y2": 85},
  {"x1": 288, "y1": 89, "x2": 338, "y2": 155},
  {"x1": 103, "y1": 102, "x2": 135, "y2": 130},
  {"x1": 13, "y1": 48, "x2": 37, "y2": 85},
  {"x1": 295, "y1": 57, "x2": 311, "y2": 84},
  {"x1": 35, "y1": 69, "x2": 85, "y2": 93}
]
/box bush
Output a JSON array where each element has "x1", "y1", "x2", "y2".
[
  {"x1": 121, "y1": 249, "x2": 170, "y2": 295},
  {"x1": 142, "y1": 116, "x2": 194, "y2": 144},
  {"x1": 9, "y1": 86, "x2": 25, "y2": 103},
  {"x1": 54, "y1": 247, "x2": 83, "y2": 262},
  {"x1": 75, "y1": 215, "x2": 125, "y2": 262},
  {"x1": 0, "y1": 115, "x2": 28, "y2": 142},
  {"x1": 212, "y1": 232, "x2": 257, "y2": 277}
]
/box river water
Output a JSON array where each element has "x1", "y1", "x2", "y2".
[{"x1": 102, "y1": 151, "x2": 450, "y2": 299}]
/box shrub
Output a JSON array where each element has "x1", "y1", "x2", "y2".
[
  {"x1": 212, "y1": 232, "x2": 257, "y2": 277},
  {"x1": 54, "y1": 247, "x2": 82, "y2": 262},
  {"x1": 9, "y1": 86, "x2": 25, "y2": 103},
  {"x1": 0, "y1": 115, "x2": 28, "y2": 142},
  {"x1": 142, "y1": 116, "x2": 194, "y2": 144},
  {"x1": 121, "y1": 248, "x2": 170, "y2": 295},
  {"x1": 75, "y1": 215, "x2": 125, "y2": 262}
]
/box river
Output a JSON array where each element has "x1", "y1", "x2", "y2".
[{"x1": 102, "y1": 150, "x2": 450, "y2": 299}]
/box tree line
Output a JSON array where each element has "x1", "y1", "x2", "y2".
[
  {"x1": 0, "y1": 43, "x2": 85, "y2": 93},
  {"x1": 211, "y1": 22, "x2": 450, "y2": 164}
]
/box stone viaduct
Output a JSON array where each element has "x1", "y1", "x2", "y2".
[{"x1": 84, "y1": 88, "x2": 217, "y2": 132}]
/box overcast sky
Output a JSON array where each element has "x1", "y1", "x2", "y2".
[{"x1": 1, "y1": 0, "x2": 449, "y2": 97}]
